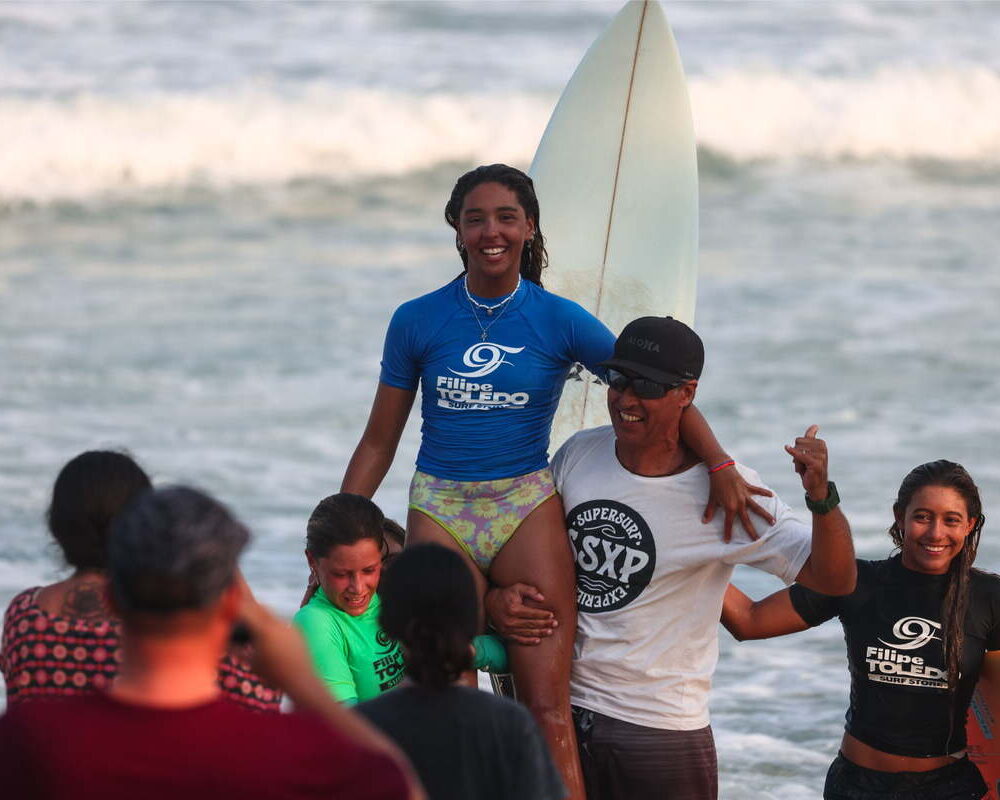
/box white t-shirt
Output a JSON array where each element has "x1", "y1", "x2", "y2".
[{"x1": 551, "y1": 426, "x2": 811, "y2": 731}]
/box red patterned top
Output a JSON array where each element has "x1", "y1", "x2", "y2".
[{"x1": 1, "y1": 587, "x2": 281, "y2": 711}]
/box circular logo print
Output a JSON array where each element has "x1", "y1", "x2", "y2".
[
  {"x1": 565, "y1": 499, "x2": 655, "y2": 613},
  {"x1": 376, "y1": 629, "x2": 393, "y2": 649}
]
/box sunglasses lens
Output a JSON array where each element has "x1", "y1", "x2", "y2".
[
  {"x1": 607, "y1": 369, "x2": 682, "y2": 398},
  {"x1": 607, "y1": 370, "x2": 631, "y2": 392},
  {"x1": 632, "y1": 378, "x2": 668, "y2": 399}
]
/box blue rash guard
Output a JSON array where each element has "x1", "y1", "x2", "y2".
[{"x1": 380, "y1": 277, "x2": 615, "y2": 481}]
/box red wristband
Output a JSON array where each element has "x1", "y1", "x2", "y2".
[{"x1": 708, "y1": 459, "x2": 735, "y2": 474}]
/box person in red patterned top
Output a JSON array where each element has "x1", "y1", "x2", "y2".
[
  {"x1": 0, "y1": 484, "x2": 418, "y2": 800},
  {"x1": 0, "y1": 450, "x2": 279, "y2": 710}
]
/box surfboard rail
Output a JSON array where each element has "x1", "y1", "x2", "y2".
[{"x1": 530, "y1": 0, "x2": 699, "y2": 451}]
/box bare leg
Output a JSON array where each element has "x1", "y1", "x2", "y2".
[{"x1": 490, "y1": 494, "x2": 585, "y2": 800}]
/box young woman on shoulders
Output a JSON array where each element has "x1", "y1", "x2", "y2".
[{"x1": 343, "y1": 163, "x2": 771, "y2": 798}]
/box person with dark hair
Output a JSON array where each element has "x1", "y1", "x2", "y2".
[
  {"x1": 294, "y1": 493, "x2": 407, "y2": 704},
  {"x1": 358, "y1": 544, "x2": 565, "y2": 800},
  {"x1": 0, "y1": 485, "x2": 420, "y2": 800},
  {"x1": 295, "y1": 494, "x2": 504, "y2": 704},
  {"x1": 0, "y1": 450, "x2": 279, "y2": 711},
  {"x1": 381, "y1": 516, "x2": 407, "y2": 567},
  {"x1": 723, "y1": 460, "x2": 998, "y2": 799},
  {"x1": 491, "y1": 316, "x2": 857, "y2": 800},
  {"x1": 340, "y1": 164, "x2": 772, "y2": 799}
]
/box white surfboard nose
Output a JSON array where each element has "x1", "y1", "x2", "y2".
[{"x1": 531, "y1": 0, "x2": 699, "y2": 447}]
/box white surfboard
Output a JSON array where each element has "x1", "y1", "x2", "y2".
[{"x1": 530, "y1": 0, "x2": 699, "y2": 452}]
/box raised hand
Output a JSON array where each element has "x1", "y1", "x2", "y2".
[{"x1": 785, "y1": 424, "x2": 829, "y2": 501}]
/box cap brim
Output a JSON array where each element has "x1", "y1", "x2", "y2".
[{"x1": 598, "y1": 357, "x2": 688, "y2": 386}]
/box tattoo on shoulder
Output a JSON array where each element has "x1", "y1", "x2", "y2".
[{"x1": 61, "y1": 582, "x2": 111, "y2": 620}]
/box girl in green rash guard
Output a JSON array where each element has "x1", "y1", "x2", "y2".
[
  {"x1": 295, "y1": 494, "x2": 405, "y2": 704},
  {"x1": 294, "y1": 494, "x2": 506, "y2": 704}
]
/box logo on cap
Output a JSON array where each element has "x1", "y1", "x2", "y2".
[{"x1": 626, "y1": 336, "x2": 660, "y2": 353}]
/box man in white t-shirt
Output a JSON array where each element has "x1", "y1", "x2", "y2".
[{"x1": 489, "y1": 316, "x2": 856, "y2": 800}]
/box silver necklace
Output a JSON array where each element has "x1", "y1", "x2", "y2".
[
  {"x1": 463, "y1": 274, "x2": 521, "y2": 316},
  {"x1": 464, "y1": 277, "x2": 521, "y2": 341}
]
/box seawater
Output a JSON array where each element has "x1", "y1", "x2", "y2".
[{"x1": 1, "y1": 3, "x2": 999, "y2": 796}]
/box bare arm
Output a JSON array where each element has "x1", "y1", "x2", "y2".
[
  {"x1": 236, "y1": 577, "x2": 425, "y2": 800},
  {"x1": 721, "y1": 584, "x2": 811, "y2": 641},
  {"x1": 680, "y1": 404, "x2": 775, "y2": 541},
  {"x1": 786, "y1": 426, "x2": 856, "y2": 595},
  {"x1": 341, "y1": 382, "x2": 417, "y2": 497}
]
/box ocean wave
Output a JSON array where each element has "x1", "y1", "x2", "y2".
[
  {"x1": 0, "y1": 88, "x2": 550, "y2": 203},
  {"x1": 693, "y1": 66, "x2": 1000, "y2": 165},
  {"x1": 1, "y1": 66, "x2": 998, "y2": 202}
]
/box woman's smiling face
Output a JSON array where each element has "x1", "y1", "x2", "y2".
[
  {"x1": 898, "y1": 485, "x2": 977, "y2": 575},
  {"x1": 457, "y1": 181, "x2": 535, "y2": 289}
]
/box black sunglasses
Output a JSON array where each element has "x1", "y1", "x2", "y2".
[{"x1": 606, "y1": 368, "x2": 683, "y2": 399}]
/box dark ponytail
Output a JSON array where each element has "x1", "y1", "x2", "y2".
[
  {"x1": 378, "y1": 544, "x2": 477, "y2": 690},
  {"x1": 444, "y1": 163, "x2": 548, "y2": 286},
  {"x1": 48, "y1": 450, "x2": 151, "y2": 570}
]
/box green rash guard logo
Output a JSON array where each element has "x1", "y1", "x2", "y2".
[
  {"x1": 565, "y1": 500, "x2": 655, "y2": 613},
  {"x1": 374, "y1": 637, "x2": 405, "y2": 692}
]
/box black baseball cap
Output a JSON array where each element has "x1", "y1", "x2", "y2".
[{"x1": 599, "y1": 316, "x2": 704, "y2": 385}]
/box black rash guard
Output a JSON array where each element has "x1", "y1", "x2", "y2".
[{"x1": 789, "y1": 555, "x2": 1000, "y2": 757}]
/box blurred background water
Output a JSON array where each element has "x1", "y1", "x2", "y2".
[{"x1": 1, "y1": 2, "x2": 999, "y2": 795}]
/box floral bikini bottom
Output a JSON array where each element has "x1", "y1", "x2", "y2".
[{"x1": 408, "y1": 467, "x2": 557, "y2": 573}]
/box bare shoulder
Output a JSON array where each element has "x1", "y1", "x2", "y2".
[{"x1": 36, "y1": 577, "x2": 113, "y2": 622}]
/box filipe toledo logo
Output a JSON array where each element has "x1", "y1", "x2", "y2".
[
  {"x1": 565, "y1": 500, "x2": 655, "y2": 612},
  {"x1": 879, "y1": 616, "x2": 941, "y2": 650},
  {"x1": 865, "y1": 616, "x2": 947, "y2": 689},
  {"x1": 449, "y1": 343, "x2": 524, "y2": 378}
]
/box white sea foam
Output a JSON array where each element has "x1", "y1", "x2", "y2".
[
  {"x1": 0, "y1": 88, "x2": 551, "y2": 202},
  {"x1": 694, "y1": 66, "x2": 1000, "y2": 163},
  {"x1": 1, "y1": 66, "x2": 998, "y2": 202}
]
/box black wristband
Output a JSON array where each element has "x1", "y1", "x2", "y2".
[{"x1": 805, "y1": 481, "x2": 840, "y2": 515}]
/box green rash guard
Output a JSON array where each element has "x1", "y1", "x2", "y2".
[{"x1": 293, "y1": 590, "x2": 404, "y2": 704}]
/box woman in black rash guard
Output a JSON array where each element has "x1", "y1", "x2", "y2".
[{"x1": 723, "y1": 460, "x2": 998, "y2": 800}]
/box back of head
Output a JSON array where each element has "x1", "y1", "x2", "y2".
[
  {"x1": 305, "y1": 492, "x2": 385, "y2": 557},
  {"x1": 109, "y1": 486, "x2": 248, "y2": 619},
  {"x1": 47, "y1": 450, "x2": 152, "y2": 571},
  {"x1": 379, "y1": 544, "x2": 478, "y2": 689}
]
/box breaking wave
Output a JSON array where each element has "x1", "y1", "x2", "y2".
[{"x1": 2, "y1": 66, "x2": 998, "y2": 203}]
